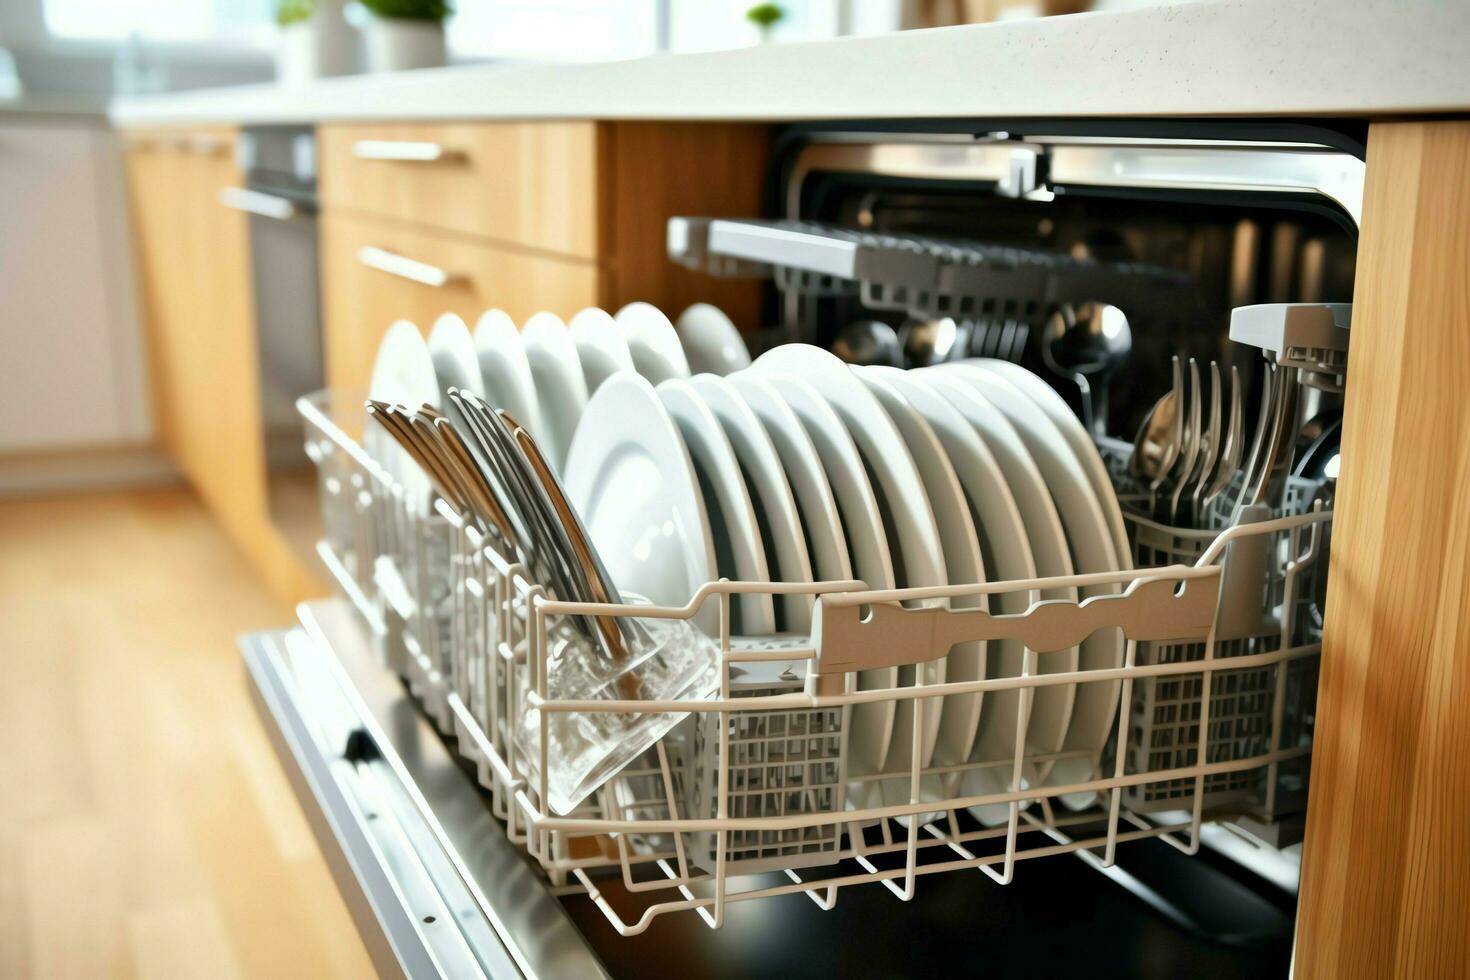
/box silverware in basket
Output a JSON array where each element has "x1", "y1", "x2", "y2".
[
  {"x1": 1129, "y1": 354, "x2": 1182, "y2": 489},
  {"x1": 1199, "y1": 365, "x2": 1244, "y2": 518},
  {"x1": 501, "y1": 409, "x2": 637, "y2": 664}
]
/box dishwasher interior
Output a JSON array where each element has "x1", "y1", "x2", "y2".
[{"x1": 245, "y1": 119, "x2": 1359, "y2": 978}]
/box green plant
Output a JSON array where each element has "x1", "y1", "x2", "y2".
[
  {"x1": 745, "y1": 2, "x2": 784, "y2": 31},
  {"x1": 359, "y1": 0, "x2": 453, "y2": 21},
  {"x1": 276, "y1": 0, "x2": 314, "y2": 27}
]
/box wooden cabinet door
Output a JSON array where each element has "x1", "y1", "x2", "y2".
[
  {"x1": 124, "y1": 137, "x2": 186, "y2": 455},
  {"x1": 320, "y1": 209, "x2": 604, "y2": 392},
  {"x1": 125, "y1": 129, "x2": 265, "y2": 545},
  {"x1": 319, "y1": 121, "x2": 601, "y2": 259}
]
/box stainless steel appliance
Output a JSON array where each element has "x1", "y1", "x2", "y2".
[
  {"x1": 223, "y1": 125, "x2": 324, "y2": 565},
  {"x1": 243, "y1": 120, "x2": 1358, "y2": 978}
]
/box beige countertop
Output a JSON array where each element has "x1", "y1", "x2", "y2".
[{"x1": 110, "y1": 0, "x2": 1470, "y2": 128}]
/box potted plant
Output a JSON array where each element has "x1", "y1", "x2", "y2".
[
  {"x1": 745, "y1": 3, "x2": 785, "y2": 43},
  {"x1": 276, "y1": 0, "x2": 355, "y2": 85},
  {"x1": 361, "y1": 0, "x2": 452, "y2": 73}
]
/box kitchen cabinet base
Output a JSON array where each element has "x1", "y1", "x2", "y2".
[{"x1": 1296, "y1": 119, "x2": 1470, "y2": 979}]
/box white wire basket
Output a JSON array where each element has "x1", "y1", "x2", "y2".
[{"x1": 298, "y1": 389, "x2": 1332, "y2": 936}]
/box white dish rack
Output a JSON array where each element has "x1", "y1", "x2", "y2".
[{"x1": 299, "y1": 387, "x2": 1330, "y2": 936}]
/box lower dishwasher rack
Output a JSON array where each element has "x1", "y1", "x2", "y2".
[{"x1": 245, "y1": 597, "x2": 1302, "y2": 979}]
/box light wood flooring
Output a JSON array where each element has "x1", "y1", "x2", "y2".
[{"x1": 0, "y1": 489, "x2": 374, "y2": 978}]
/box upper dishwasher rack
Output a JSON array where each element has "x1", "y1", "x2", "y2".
[{"x1": 667, "y1": 217, "x2": 1197, "y2": 323}]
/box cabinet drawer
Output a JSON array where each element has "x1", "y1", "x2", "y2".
[
  {"x1": 319, "y1": 122, "x2": 601, "y2": 259},
  {"x1": 321, "y1": 210, "x2": 603, "y2": 392}
]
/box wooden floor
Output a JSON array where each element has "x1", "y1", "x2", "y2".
[{"x1": 0, "y1": 489, "x2": 374, "y2": 979}]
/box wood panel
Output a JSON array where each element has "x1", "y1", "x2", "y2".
[
  {"x1": 125, "y1": 128, "x2": 262, "y2": 540},
  {"x1": 124, "y1": 129, "x2": 323, "y2": 606},
  {"x1": 1295, "y1": 120, "x2": 1470, "y2": 978},
  {"x1": 321, "y1": 209, "x2": 603, "y2": 392},
  {"x1": 600, "y1": 121, "x2": 769, "y2": 332},
  {"x1": 320, "y1": 121, "x2": 601, "y2": 259},
  {"x1": 0, "y1": 489, "x2": 372, "y2": 979}
]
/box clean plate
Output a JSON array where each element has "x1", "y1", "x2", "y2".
[
  {"x1": 522, "y1": 311, "x2": 589, "y2": 473},
  {"x1": 617, "y1": 302, "x2": 692, "y2": 384},
  {"x1": 569, "y1": 307, "x2": 634, "y2": 396},
  {"x1": 657, "y1": 378, "x2": 776, "y2": 637},
  {"x1": 689, "y1": 374, "x2": 814, "y2": 633},
  {"x1": 563, "y1": 373, "x2": 719, "y2": 635},
  {"x1": 676, "y1": 303, "x2": 752, "y2": 376}
]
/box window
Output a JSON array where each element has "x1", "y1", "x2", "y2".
[
  {"x1": 43, "y1": 0, "x2": 275, "y2": 45},
  {"x1": 447, "y1": 0, "x2": 659, "y2": 61}
]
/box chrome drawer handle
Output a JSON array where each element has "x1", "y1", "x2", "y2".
[
  {"x1": 352, "y1": 139, "x2": 456, "y2": 162},
  {"x1": 218, "y1": 186, "x2": 296, "y2": 221},
  {"x1": 357, "y1": 246, "x2": 452, "y2": 287}
]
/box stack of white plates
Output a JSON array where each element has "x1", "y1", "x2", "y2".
[
  {"x1": 368, "y1": 302, "x2": 751, "y2": 490},
  {"x1": 366, "y1": 303, "x2": 1127, "y2": 817},
  {"x1": 560, "y1": 340, "x2": 1130, "y2": 820}
]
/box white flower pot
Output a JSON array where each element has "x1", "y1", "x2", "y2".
[
  {"x1": 363, "y1": 18, "x2": 447, "y2": 73},
  {"x1": 276, "y1": 2, "x2": 355, "y2": 85}
]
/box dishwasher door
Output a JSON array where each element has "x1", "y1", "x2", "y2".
[{"x1": 244, "y1": 599, "x2": 1296, "y2": 979}]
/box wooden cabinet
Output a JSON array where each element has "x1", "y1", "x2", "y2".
[
  {"x1": 320, "y1": 122, "x2": 602, "y2": 258},
  {"x1": 125, "y1": 128, "x2": 264, "y2": 544},
  {"x1": 317, "y1": 120, "x2": 769, "y2": 392},
  {"x1": 125, "y1": 129, "x2": 321, "y2": 602},
  {"x1": 123, "y1": 119, "x2": 768, "y2": 599},
  {"x1": 321, "y1": 209, "x2": 602, "y2": 392}
]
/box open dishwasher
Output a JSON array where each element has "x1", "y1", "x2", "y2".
[{"x1": 242, "y1": 119, "x2": 1358, "y2": 978}]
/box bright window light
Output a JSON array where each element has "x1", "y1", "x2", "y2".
[
  {"x1": 448, "y1": 0, "x2": 659, "y2": 61},
  {"x1": 43, "y1": 0, "x2": 273, "y2": 44}
]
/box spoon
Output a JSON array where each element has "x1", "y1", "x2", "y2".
[
  {"x1": 1042, "y1": 302, "x2": 1133, "y2": 438},
  {"x1": 898, "y1": 316, "x2": 962, "y2": 368},
  {"x1": 831, "y1": 319, "x2": 903, "y2": 367},
  {"x1": 1130, "y1": 355, "x2": 1183, "y2": 492}
]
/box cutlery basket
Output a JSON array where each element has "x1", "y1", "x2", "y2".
[
  {"x1": 1097, "y1": 437, "x2": 1325, "y2": 819},
  {"x1": 299, "y1": 389, "x2": 1332, "y2": 934}
]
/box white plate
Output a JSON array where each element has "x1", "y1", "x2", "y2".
[
  {"x1": 753, "y1": 345, "x2": 949, "y2": 800},
  {"x1": 564, "y1": 373, "x2": 719, "y2": 635},
  {"x1": 657, "y1": 378, "x2": 776, "y2": 637},
  {"x1": 861, "y1": 367, "x2": 987, "y2": 782},
  {"x1": 522, "y1": 311, "x2": 589, "y2": 473},
  {"x1": 754, "y1": 371, "x2": 896, "y2": 785},
  {"x1": 971, "y1": 359, "x2": 1131, "y2": 563},
  {"x1": 921, "y1": 371, "x2": 1079, "y2": 820},
  {"x1": 887, "y1": 371, "x2": 1038, "y2": 824},
  {"x1": 725, "y1": 375, "x2": 851, "y2": 587},
  {"x1": 939, "y1": 363, "x2": 1125, "y2": 808},
  {"x1": 427, "y1": 313, "x2": 484, "y2": 398},
  {"x1": 367, "y1": 319, "x2": 441, "y2": 515},
  {"x1": 689, "y1": 374, "x2": 813, "y2": 633},
  {"x1": 676, "y1": 303, "x2": 751, "y2": 376},
  {"x1": 569, "y1": 307, "x2": 634, "y2": 395},
  {"x1": 617, "y1": 302, "x2": 691, "y2": 384},
  {"x1": 474, "y1": 310, "x2": 548, "y2": 444}
]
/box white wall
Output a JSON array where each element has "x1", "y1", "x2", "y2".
[{"x1": 0, "y1": 116, "x2": 152, "y2": 453}]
